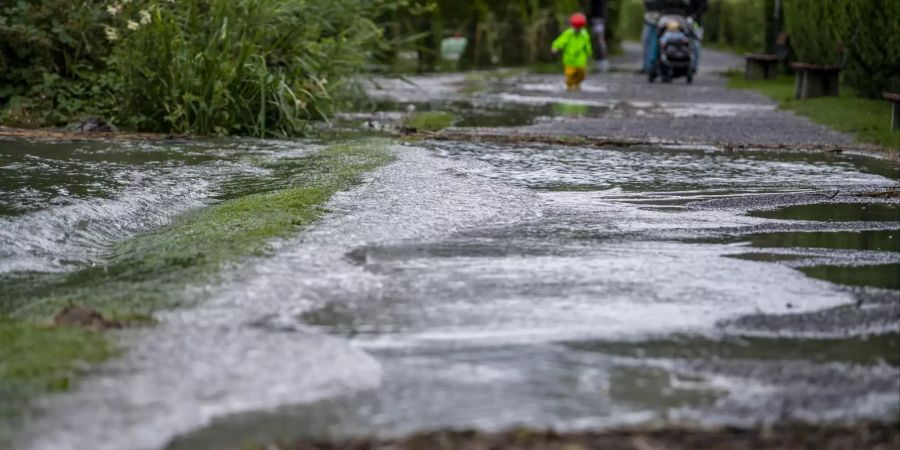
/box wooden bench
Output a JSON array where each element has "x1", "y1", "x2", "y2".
[
  {"x1": 791, "y1": 62, "x2": 841, "y2": 99},
  {"x1": 885, "y1": 92, "x2": 900, "y2": 130},
  {"x1": 745, "y1": 54, "x2": 779, "y2": 80}
]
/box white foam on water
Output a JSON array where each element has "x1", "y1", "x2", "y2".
[
  {"x1": 14, "y1": 144, "x2": 537, "y2": 450},
  {"x1": 491, "y1": 93, "x2": 614, "y2": 108},
  {"x1": 14, "y1": 143, "x2": 899, "y2": 449},
  {"x1": 627, "y1": 101, "x2": 776, "y2": 117},
  {"x1": 0, "y1": 166, "x2": 215, "y2": 273},
  {"x1": 519, "y1": 82, "x2": 609, "y2": 93}
]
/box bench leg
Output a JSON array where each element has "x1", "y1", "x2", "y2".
[
  {"x1": 764, "y1": 62, "x2": 777, "y2": 80},
  {"x1": 806, "y1": 72, "x2": 825, "y2": 98},
  {"x1": 893, "y1": 102, "x2": 899, "y2": 130},
  {"x1": 826, "y1": 71, "x2": 840, "y2": 96},
  {"x1": 796, "y1": 71, "x2": 840, "y2": 99},
  {"x1": 794, "y1": 71, "x2": 805, "y2": 99}
]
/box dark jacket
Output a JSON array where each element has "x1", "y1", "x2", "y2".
[
  {"x1": 688, "y1": 0, "x2": 708, "y2": 18},
  {"x1": 660, "y1": 0, "x2": 689, "y2": 15},
  {"x1": 644, "y1": 0, "x2": 661, "y2": 12}
]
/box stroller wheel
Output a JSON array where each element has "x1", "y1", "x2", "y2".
[
  {"x1": 686, "y1": 74, "x2": 693, "y2": 84},
  {"x1": 648, "y1": 71, "x2": 657, "y2": 83}
]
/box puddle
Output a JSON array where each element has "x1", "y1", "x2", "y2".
[
  {"x1": 800, "y1": 264, "x2": 900, "y2": 291},
  {"x1": 737, "y1": 230, "x2": 900, "y2": 252},
  {"x1": 428, "y1": 141, "x2": 896, "y2": 194},
  {"x1": 360, "y1": 99, "x2": 609, "y2": 129},
  {"x1": 751, "y1": 203, "x2": 900, "y2": 222},
  {"x1": 725, "y1": 253, "x2": 811, "y2": 263},
  {"x1": 569, "y1": 333, "x2": 900, "y2": 367}
]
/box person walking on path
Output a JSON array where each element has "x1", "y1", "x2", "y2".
[
  {"x1": 592, "y1": 17, "x2": 610, "y2": 72},
  {"x1": 552, "y1": 13, "x2": 593, "y2": 91},
  {"x1": 641, "y1": 0, "x2": 662, "y2": 74}
]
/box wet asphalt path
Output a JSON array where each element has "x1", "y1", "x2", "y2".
[
  {"x1": 521, "y1": 42, "x2": 855, "y2": 146},
  {"x1": 364, "y1": 42, "x2": 855, "y2": 148}
]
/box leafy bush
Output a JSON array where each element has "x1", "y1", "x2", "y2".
[
  {"x1": 0, "y1": 0, "x2": 118, "y2": 126},
  {"x1": 108, "y1": 0, "x2": 397, "y2": 136},
  {"x1": 0, "y1": 0, "x2": 403, "y2": 135}
]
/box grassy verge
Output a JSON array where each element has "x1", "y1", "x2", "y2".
[
  {"x1": 0, "y1": 140, "x2": 393, "y2": 444},
  {"x1": 727, "y1": 73, "x2": 900, "y2": 151}
]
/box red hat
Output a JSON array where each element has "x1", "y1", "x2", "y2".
[{"x1": 570, "y1": 13, "x2": 587, "y2": 29}]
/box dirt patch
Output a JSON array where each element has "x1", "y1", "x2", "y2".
[
  {"x1": 53, "y1": 305, "x2": 155, "y2": 330},
  {"x1": 263, "y1": 424, "x2": 900, "y2": 450}
]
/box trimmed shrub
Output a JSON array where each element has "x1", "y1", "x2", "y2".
[
  {"x1": 782, "y1": 0, "x2": 850, "y2": 64},
  {"x1": 843, "y1": 0, "x2": 900, "y2": 96},
  {"x1": 783, "y1": 0, "x2": 900, "y2": 97}
]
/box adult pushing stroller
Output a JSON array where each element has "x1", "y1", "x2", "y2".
[{"x1": 648, "y1": 0, "x2": 701, "y2": 84}]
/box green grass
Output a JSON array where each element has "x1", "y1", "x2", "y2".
[
  {"x1": 405, "y1": 111, "x2": 455, "y2": 131},
  {"x1": 727, "y1": 73, "x2": 900, "y2": 151},
  {"x1": 0, "y1": 140, "x2": 393, "y2": 443}
]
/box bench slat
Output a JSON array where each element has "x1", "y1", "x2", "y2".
[
  {"x1": 745, "y1": 53, "x2": 778, "y2": 61},
  {"x1": 791, "y1": 62, "x2": 840, "y2": 71}
]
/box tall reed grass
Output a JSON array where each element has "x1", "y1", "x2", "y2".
[{"x1": 106, "y1": 0, "x2": 396, "y2": 136}]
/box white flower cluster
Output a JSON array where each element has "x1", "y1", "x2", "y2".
[{"x1": 104, "y1": 1, "x2": 156, "y2": 41}]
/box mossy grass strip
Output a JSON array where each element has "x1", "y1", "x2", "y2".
[
  {"x1": 727, "y1": 73, "x2": 900, "y2": 151},
  {"x1": 405, "y1": 111, "x2": 455, "y2": 132},
  {"x1": 0, "y1": 140, "x2": 393, "y2": 442},
  {"x1": 0, "y1": 320, "x2": 115, "y2": 447},
  {"x1": 2, "y1": 140, "x2": 393, "y2": 320}
]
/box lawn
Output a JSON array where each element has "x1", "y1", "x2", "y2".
[{"x1": 728, "y1": 74, "x2": 900, "y2": 151}]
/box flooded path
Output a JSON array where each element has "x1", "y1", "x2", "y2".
[{"x1": 5, "y1": 45, "x2": 900, "y2": 450}]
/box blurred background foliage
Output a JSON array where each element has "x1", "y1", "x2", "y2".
[
  {"x1": 0, "y1": 0, "x2": 897, "y2": 135},
  {"x1": 782, "y1": 0, "x2": 900, "y2": 97},
  {"x1": 0, "y1": 0, "x2": 407, "y2": 135},
  {"x1": 617, "y1": 0, "x2": 899, "y2": 96}
]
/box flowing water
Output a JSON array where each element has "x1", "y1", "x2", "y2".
[{"x1": 3, "y1": 133, "x2": 899, "y2": 450}]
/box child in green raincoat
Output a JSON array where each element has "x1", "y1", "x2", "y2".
[{"x1": 552, "y1": 13, "x2": 593, "y2": 91}]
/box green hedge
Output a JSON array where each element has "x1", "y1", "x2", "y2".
[
  {"x1": 618, "y1": 0, "x2": 767, "y2": 52},
  {"x1": 782, "y1": 0, "x2": 850, "y2": 64},
  {"x1": 617, "y1": 0, "x2": 644, "y2": 42},
  {"x1": 784, "y1": 0, "x2": 900, "y2": 97},
  {"x1": 703, "y1": 0, "x2": 766, "y2": 52}
]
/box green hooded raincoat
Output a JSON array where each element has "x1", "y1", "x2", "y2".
[{"x1": 552, "y1": 28, "x2": 593, "y2": 68}]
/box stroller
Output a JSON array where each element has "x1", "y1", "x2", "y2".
[{"x1": 648, "y1": 15, "x2": 698, "y2": 84}]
